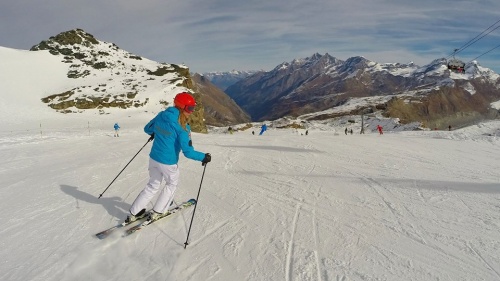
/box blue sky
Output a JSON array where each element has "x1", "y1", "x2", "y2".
[{"x1": 1, "y1": 0, "x2": 500, "y2": 73}]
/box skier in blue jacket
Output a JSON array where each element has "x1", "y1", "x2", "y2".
[
  {"x1": 125, "y1": 92, "x2": 211, "y2": 223},
  {"x1": 259, "y1": 123, "x2": 267, "y2": 135},
  {"x1": 113, "y1": 123, "x2": 120, "y2": 137}
]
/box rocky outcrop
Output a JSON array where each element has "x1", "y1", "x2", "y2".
[
  {"x1": 191, "y1": 73, "x2": 251, "y2": 126},
  {"x1": 384, "y1": 79, "x2": 500, "y2": 129}
]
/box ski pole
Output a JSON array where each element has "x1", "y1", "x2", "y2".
[
  {"x1": 184, "y1": 163, "x2": 208, "y2": 249},
  {"x1": 98, "y1": 135, "x2": 154, "y2": 199}
]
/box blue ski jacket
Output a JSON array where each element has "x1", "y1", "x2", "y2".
[
  {"x1": 259, "y1": 124, "x2": 267, "y2": 135},
  {"x1": 144, "y1": 107, "x2": 205, "y2": 165},
  {"x1": 114, "y1": 123, "x2": 120, "y2": 130}
]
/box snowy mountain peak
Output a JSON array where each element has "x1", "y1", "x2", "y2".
[
  {"x1": 274, "y1": 53, "x2": 341, "y2": 73},
  {"x1": 29, "y1": 28, "x2": 156, "y2": 75},
  {"x1": 201, "y1": 70, "x2": 260, "y2": 90},
  {"x1": 34, "y1": 28, "x2": 99, "y2": 48},
  {"x1": 344, "y1": 56, "x2": 370, "y2": 68},
  {"x1": 465, "y1": 60, "x2": 500, "y2": 81},
  {"x1": 298, "y1": 52, "x2": 323, "y2": 64}
]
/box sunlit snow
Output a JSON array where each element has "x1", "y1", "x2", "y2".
[{"x1": 1, "y1": 46, "x2": 500, "y2": 281}]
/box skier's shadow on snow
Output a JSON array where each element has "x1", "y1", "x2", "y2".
[{"x1": 60, "y1": 185, "x2": 130, "y2": 220}]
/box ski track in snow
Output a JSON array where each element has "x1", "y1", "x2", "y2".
[{"x1": 0, "y1": 126, "x2": 500, "y2": 280}]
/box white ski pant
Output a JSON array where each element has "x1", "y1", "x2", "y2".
[{"x1": 130, "y1": 158, "x2": 180, "y2": 215}]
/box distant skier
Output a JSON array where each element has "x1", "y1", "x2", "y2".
[
  {"x1": 377, "y1": 125, "x2": 383, "y2": 135},
  {"x1": 305, "y1": 130, "x2": 309, "y2": 136},
  {"x1": 345, "y1": 128, "x2": 348, "y2": 135},
  {"x1": 259, "y1": 124, "x2": 267, "y2": 135},
  {"x1": 114, "y1": 123, "x2": 120, "y2": 137},
  {"x1": 228, "y1": 127, "x2": 233, "y2": 134}
]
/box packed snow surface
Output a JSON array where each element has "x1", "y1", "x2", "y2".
[
  {"x1": 2, "y1": 39, "x2": 500, "y2": 281},
  {"x1": 1, "y1": 121, "x2": 499, "y2": 281}
]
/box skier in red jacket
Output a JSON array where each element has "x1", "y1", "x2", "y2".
[{"x1": 377, "y1": 125, "x2": 383, "y2": 135}]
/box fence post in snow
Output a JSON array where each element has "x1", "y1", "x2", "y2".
[{"x1": 360, "y1": 112, "x2": 365, "y2": 134}]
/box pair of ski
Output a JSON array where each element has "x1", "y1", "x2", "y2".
[{"x1": 95, "y1": 199, "x2": 197, "y2": 240}]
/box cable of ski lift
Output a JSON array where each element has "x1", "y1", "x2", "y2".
[
  {"x1": 445, "y1": 18, "x2": 500, "y2": 60},
  {"x1": 445, "y1": 18, "x2": 500, "y2": 73},
  {"x1": 466, "y1": 43, "x2": 500, "y2": 64},
  {"x1": 454, "y1": 25, "x2": 500, "y2": 56},
  {"x1": 447, "y1": 19, "x2": 500, "y2": 57}
]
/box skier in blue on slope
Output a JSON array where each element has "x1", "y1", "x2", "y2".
[
  {"x1": 113, "y1": 123, "x2": 120, "y2": 137},
  {"x1": 125, "y1": 92, "x2": 211, "y2": 224},
  {"x1": 259, "y1": 123, "x2": 267, "y2": 135}
]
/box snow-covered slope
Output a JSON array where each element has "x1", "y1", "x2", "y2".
[
  {"x1": 0, "y1": 119, "x2": 499, "y2": 281},
  {"x1": 0, "y1": 30, "x2": 190, "y2": 131}
]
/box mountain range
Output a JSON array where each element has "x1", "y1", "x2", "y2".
[
  {"x1": 217, "y1": 53, "x2": 500, "y2": 129},
  {"x1": 1, "y1": 28, "x2": 500, "y2": 132}
]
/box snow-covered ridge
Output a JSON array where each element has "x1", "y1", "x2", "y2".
[{"x1": 268, "y1": 53, "x2": 499, "y2": 82}]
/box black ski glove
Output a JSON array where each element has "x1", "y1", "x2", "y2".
[
  {"x1": 148, "y1": 133, "x2": 155, "y2": 142},
  {"x1": 202, "y1": 153, "x2": 211, "y2": 166}
]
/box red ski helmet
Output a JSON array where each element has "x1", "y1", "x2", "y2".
[{"x1": 174, "y1": 92, "x2": 196, "y2": 113}]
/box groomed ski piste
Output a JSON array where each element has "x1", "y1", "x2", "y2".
[
  {"x1": 1, "y1": 45, "x2": 500, "y2": 280},
  {"x1": 1, "y1": 120, "x2": 499, "y2": 281}
]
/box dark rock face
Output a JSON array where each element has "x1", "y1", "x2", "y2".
[{"x1": 191, "y1": 74, "x2": 251, "y2": 126}]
